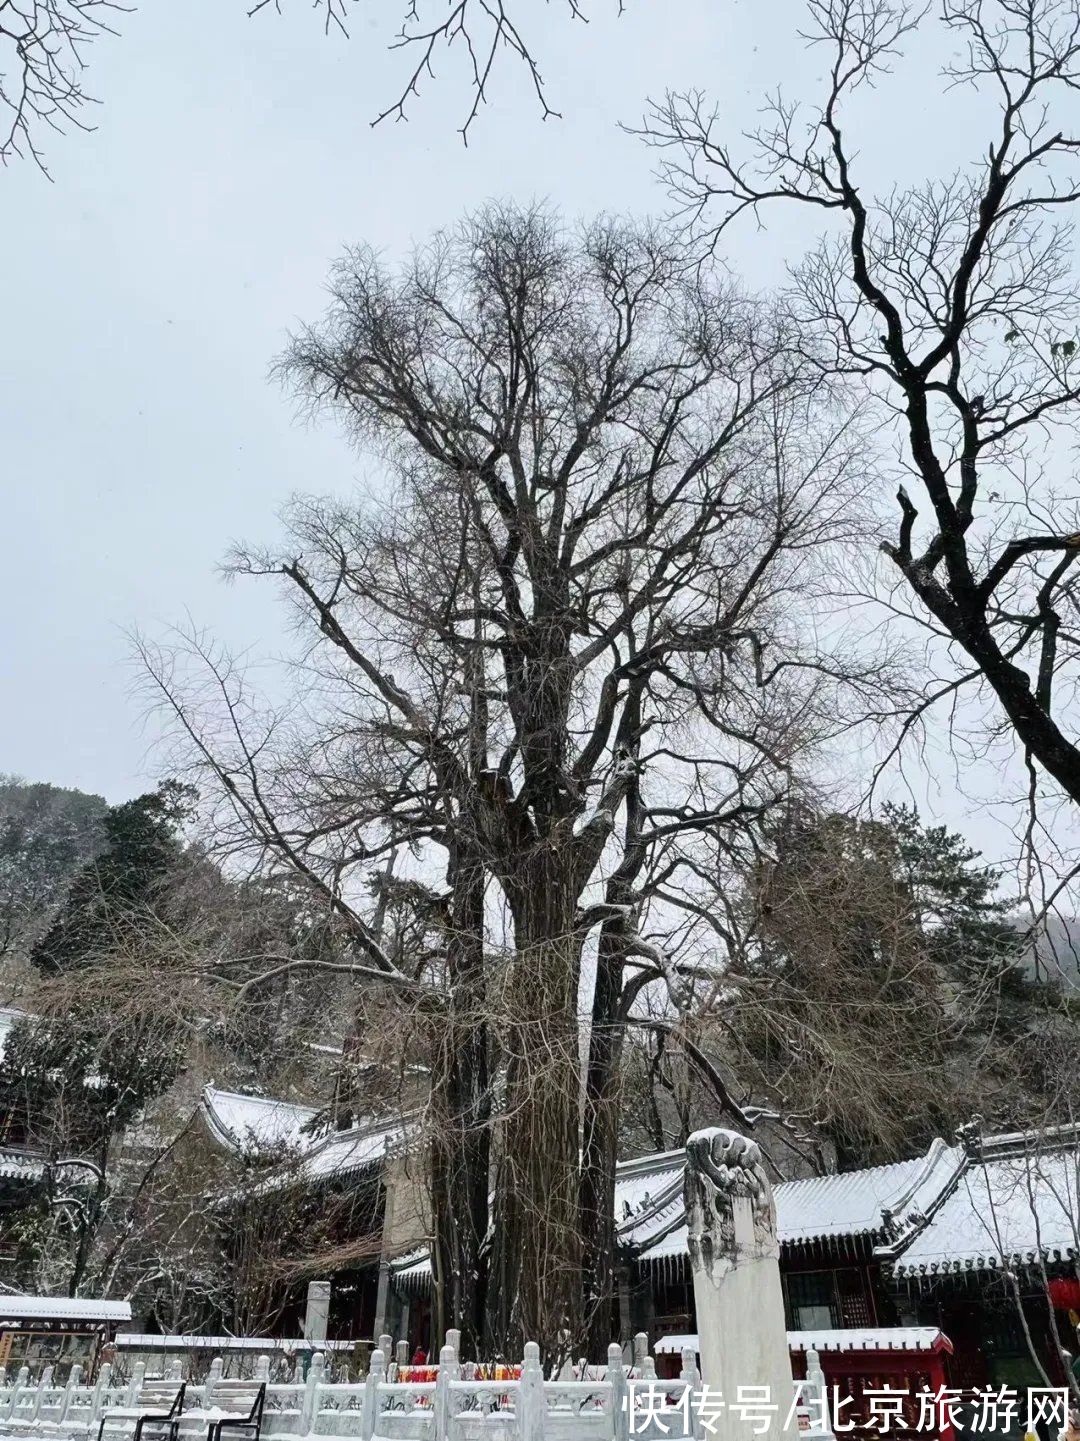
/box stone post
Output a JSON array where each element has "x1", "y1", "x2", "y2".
[
  {"x1": 684, "y1": 1128, "x2": 793, "y2": 1441},
  {"x1": 802, "y1": 1347, "x2": 835, "y2": 1441},
  {"x1": 433, "y1": 1341, "x2": 459, "y2": 1441},
  {"x1": 395, "y1": 1340, "x2": 409, "y2": 1369},
  {"x1": 680, "y1": 1350, "x2": 704, "y2": 1441},
  {"x1": 516, "y1": 1342, "x2": 545, "y2": 1441},
  {"x1": 10, "y1": 1366, "x2": 30, "y2": 1424},
  {"x1": 608, "y1": 1342, "x2": 630, "y2": 1441},
  {"x1": 299, "y1": 1350, "x2": 325, "y2": 1435},
  {"x1": 632, "y1": 1333, "x2": 648, "y2": 1374},
  {"x1": 125, "y1": 1362, "x2": 146, "y2": 1408},
  {"x1": 87, "y1": 1362, "x2": 111, "y2": 1429},
  {"x1": 304, "y1": 1281, "x2": 331, "y2": 1344},
  {"x1": 7, "y1": 1366, "x2": 30, "y2": 1423},
  {"x1": 31, "y1": 1365, "x2": 54, "y2": 1423},
  {"x1": 204, "y1": 1357, "x2": 223, "y2": 1409},
  {"x1": 361, "y1": 1348, "x2": 384, "y2": 1441},
  {"x1": 57, "y1": 1363, "x2": 81, "y2": 1427}
]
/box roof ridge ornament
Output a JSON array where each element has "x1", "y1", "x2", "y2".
[{"x1": 955, "y1": 1116, "x2": 984, "y2": 1158}]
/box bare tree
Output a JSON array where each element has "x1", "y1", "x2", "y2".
[
  {"x1": 635, "y1": 0, "x2": 1080, "y2": 874},
  {"x1": 0, "y1": 962, "x2": 190, "y2": 1297},
  {"x1": 137, "y1": 203, "x2": 884, "y2": 1362},
  {"x1": 0, "y1": 0, "x2": 126, "y2": 173},
  {"x1": 3, "y1": 0, "x2": 613, "y2": 175},
  {"x1": 615, "y1": 798, "x2": 1074, "y2": 1184},
  {"x1": 248, "y1": 0, "x2": 610, "y2": 141}
]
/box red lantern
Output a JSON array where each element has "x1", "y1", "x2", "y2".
[{"x1": 1047, "y1": 1276, "x2": 1080, "y2": 1311}]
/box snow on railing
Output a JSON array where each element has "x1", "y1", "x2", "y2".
[{"x1": 0, "y1": 1337, "x2": 833, "y2": 1441}]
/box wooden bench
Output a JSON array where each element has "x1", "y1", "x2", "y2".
[
  {"x1": 174, "y1": 1382, "x2": 265, "y2": 1441},
  {"x1": 97, "y1": 1382, "x2": 185, "y2": 1441}
]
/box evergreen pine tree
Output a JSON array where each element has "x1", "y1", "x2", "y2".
[{"x1": 30, "y1": 779, "x2": 193, "y2": 975}]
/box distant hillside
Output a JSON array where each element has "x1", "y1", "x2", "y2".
[{"x1": 0, "y1": 776, "x2": 108, "y2": 965}]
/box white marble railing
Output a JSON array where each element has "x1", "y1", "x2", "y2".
[{"x1": 0, "y1": 1339, "x2": 833, "y2": 1441}]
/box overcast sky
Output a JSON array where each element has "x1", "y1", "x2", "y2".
[{"x1": 0, "y1": 0, "x2": 1017, "y2": 840}]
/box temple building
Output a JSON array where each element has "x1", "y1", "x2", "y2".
[{"x1": 197, "y1": 1086, "x2": 1080, "y2": 1396}]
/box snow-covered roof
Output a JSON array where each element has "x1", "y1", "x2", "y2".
[
  {"x1": 390, "y1": 1127, "x2": 1079, "y2": 1292},
  {"x1": 889, "y1": 1132, "x2": 1080, "y2": 1278},
  {"x1": 201, "y1": 1087, "x2": 320, "y2": 1155},
  {"x1": 629, "y1": 1137, "x2": 965, "y2": 1261},
  {"x1": 787, "y1": 1327, "x2": 951, "y2": 1354},
  {"x1": 651, "y1": 1334, "x2": 700, "y2": 1356},
  {"x1": 614, "y1": 1150, "x2": 685, "y2": 1253},
  {"x1": 389, "y1": 1247, "x2": 432, "y2": 1289},
  {"x1": 390, "y1": 1140, "x2": 969, "y2": 1290},
  {"x1": 292, "y1": 1120, "x2": 404, "y2": 1184},
  {"x1": 777, "y1": 1138, "x2": 962, "y2": 1247},
  {"x1": 202, "y1": 1085, "x2": 408, "y2": 1196},
  {"x1": 653, "y1": 1328, "x2": 951, "y2": 1356},
  {"x1": 615, "y1": 1150, "x2": 685, "y2": 1213},
  {"x1": 115, "y1": 1334, "x2": 356, "y2": 1352},
  {"x1": 202, "y1": 1087, "x2": 401, "y2": 1167},
  {"x1": 0, "y1": 1149, "x2": 46, "y2": 1184},
  {"x1": 0, "y1": 1296, "x2": 132, "y2": 1324}
]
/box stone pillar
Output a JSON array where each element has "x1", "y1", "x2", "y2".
[
  {"x1": 373, "y1": 1173, "x2": 397, "y2": 1342},
  {"x1": 373, "y1": 1261, "x2": 392, "y2": 1345},
  {"x1": 304, "y1": 1280, "x2": 332, "y2": 1344},
  {"x1": 617, "y1": 1268, "x2": 633, "y2": 1354},
  {"x1": 684, "y1": 1128, "x2": 793, "y2": 1441}
]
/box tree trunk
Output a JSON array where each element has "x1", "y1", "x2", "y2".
[
  {"x1": 430, "y1": 846, "x2": 490, "y2": 1359},
  {"x1": 580, "y1": 771, "x2": 646, "y2": 1360},
  {"x1": 489, "y1": 855, "x2": 582, "y2": 1367},
  {"x1": 579, "y1": 925, "x2": 627, "y2": 1359},
  {"x1": 66, "y1": 1137, "x2": 109, "y2": 1296}
]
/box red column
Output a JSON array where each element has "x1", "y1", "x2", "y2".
[{"x1": 927, "y1": 1351, "x2": 954, "y2": 1441}]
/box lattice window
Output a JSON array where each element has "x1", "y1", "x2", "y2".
[
  {"x1": 837, "y1": 1267, "x2": 875, "y2": 1327},
  {"x1": 785, "y1": 1270, "x2": 839, "y2": 1330}
]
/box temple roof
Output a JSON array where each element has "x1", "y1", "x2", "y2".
[
  {"x1": 625, "y1": 1136, "x2": 966, "y2": 1261},
  {"x1": 885, "y1": 1126, "x2": 1080, "y2": 1278},
  {"x1": 393, "y1": 1141, "x2": 966, "y2": 1290},
  {"x1": 0, "y1": 1295, "x2": 132, "y2": 1324},
  {"x1": 201, "y1": 1086, "x2": 320, "y2": 1154},
  {"x1": 200, "y1": 1085, "x2": 407, "y2": 1187},
  {"x1": 0, "y1": 1148, "x2": 47, "y2": 1183},
  {"x1": 653, "y1": 1327, "x2": 952, "y2": 1355},
  {"x1": 201, "y1": 1080, "x2": 1080, "y2": 1285}
]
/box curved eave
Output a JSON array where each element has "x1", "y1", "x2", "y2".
[
  {"x1": 199, "y1": 1086, "x2": 245, "y2": 1155},
  {"x1": 390, "y1": 1248, "x2": 433, "y2": 1293},
  {"x1": 634, "y1": 1227, "x2": 880, "y2": 1269}
]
